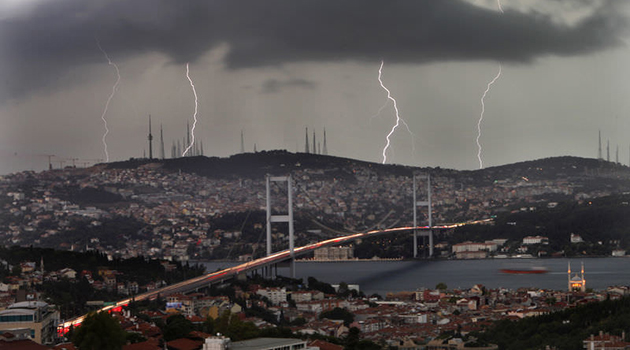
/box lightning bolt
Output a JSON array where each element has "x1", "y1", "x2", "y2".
[
  {"x1": 476, "y1": 64, "x2": 502, "y2": 169},
  {"x1": 475, "y1": 0, "x2": 505, "y2": 169},
  {"x1": 96, "y1": 40, "x2": 120, "y2": 163},
  {"x1": 183, "y1": 63, "x2": 199, "y2": 157},
  {"x1": 377, "y1": 61, "x2": 413, "y2": 164}
]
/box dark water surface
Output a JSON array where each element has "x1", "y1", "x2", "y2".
[{"x1": 200, "y1": 258, "x2": 630, "y2": 296}]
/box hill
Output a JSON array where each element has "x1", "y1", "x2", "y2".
[{"x1": 4, "y1": 151, "x2": 630, "y2": 259}]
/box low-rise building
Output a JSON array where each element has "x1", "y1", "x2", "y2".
[{"x1": 0, "y1": 301, "x2": 59, "y2": 345}]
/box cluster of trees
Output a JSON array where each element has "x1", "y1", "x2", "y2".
[
  {"x1": 447, "y1": 193, "x2": 630, "y2": 256},
  {"x1": 472, "y1": 296, "x2": 630, "y2": 350}
]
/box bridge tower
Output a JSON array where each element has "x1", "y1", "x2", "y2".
[
  {"x1": 413, "y1": 174, "x2": 433, "y2": 258},
  {"x1": 266, "y1": 175, "x2": 296, "y2": 278}
]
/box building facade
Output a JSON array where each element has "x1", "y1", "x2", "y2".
[{"x1": 0, "y1": 301, "x2": 59, "y2": 345}]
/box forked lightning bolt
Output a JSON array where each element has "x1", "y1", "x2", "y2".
[
  {"x1": 476, "y1": 64, "x2": 502, "y2": 169},
  {"x1": 96, "y1": 40, "x2": 120, "y2": 163},
  {"x1": 497, "y1": 0, "x2": 504, "y2": 13},
  {"x1": 183, "y1": 63, "x2": 198, "y2": 157},
  {"x1": 377, "y1": 61, "x2": 413, "y2": 164}
]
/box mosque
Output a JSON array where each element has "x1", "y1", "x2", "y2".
[{"x1": 568, "y1": 262, "x2": 586, "y2": 292}]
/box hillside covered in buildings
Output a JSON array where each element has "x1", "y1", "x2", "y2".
[{"x1": 2, "y1": 151, "x2": 630, "y2": 260}]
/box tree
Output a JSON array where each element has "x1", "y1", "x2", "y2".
[
  {"x1": 319, "y1": 307, "x2": 355, "y2": 326},
  {"x1": 163, "y1": 314, "x2": 193, "y2": 341},
  {"x1": 72, "y1": 312, "x2": 126, "y2": 350},
  {"x1": 436, "y1": 282, "x2": 448, "y2": 291}
]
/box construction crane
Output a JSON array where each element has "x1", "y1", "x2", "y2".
[{"x1": 34, "y1": 154, "x2": 56, "y2": 170}]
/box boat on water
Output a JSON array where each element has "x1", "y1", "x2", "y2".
[{"x1": 500, "y1": 266, "x2": 549, "y2": 274}]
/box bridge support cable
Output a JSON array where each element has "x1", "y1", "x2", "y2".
[
  {"x1": 413, "y1": 174, "x2": 433, "y2": 258},
  {"x1": 266, "y1": 175, "x2": 296, "y2": 278}
]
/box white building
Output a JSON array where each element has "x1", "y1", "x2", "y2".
[
  {"x1": 522, "y1": 236, "x2": 549, "y2": 245},
  {"x1": 451, "y1": 242, "x2": 498, "y2": 253},
  {"x1": 570, "y1": 233, "x2": 584, "y2": 244},
  {"x1": 256, "y1": 288, "x2": 287, "y2": 305}
]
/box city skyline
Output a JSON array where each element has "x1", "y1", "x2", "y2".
[{"x1": 2, "y1": 0, "x2": 630, "y2": 174}]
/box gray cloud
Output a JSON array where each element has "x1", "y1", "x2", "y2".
[
  {"x1": 0, "y1": 0, "x2": 627, "y2": 102},
  {"x1": 260, "y1": 78, "x2": 316, "y2": 94}
]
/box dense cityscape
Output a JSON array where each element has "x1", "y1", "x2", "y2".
[
  {"x1": 3, "y1": 1, "x2": 630, "y2": 349},
  {"x1": 2, "y1": 153, "x2": 630, "y2": 349}
]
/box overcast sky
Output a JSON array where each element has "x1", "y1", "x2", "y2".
[{"x1": 1, "y1": 0, "x2": 630, "y2": 174}]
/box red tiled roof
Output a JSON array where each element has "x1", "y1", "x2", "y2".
[
  {"x1": 308, "y1": 339, "x2": 344, "y2": 350},
  {"x1": 0, "y1": 339, "x2": 51, "y2": 350},
  {"x1": 123, "y1": 338, "x2": 161, "y2": 350},
  {"x1": 52, "y1": 342, "x2": 77, "y2": 350},
  {"x1": 166, "y1": 338, "x2": 203, "y2": 350}
]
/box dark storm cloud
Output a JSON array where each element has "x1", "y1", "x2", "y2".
[
  {"x1": 260, "y1": 78, "x2": 316, "y2": 94},
  {"x1": 0, "y1": 0, "x2": 626, "y2": 102}
]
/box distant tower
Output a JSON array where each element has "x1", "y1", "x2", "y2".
[
  {"x1": 323, "y1": 128, "x2": 328, "y2": 155},
  {"x1": 148, "y1": 115, "x2": 154, "y2": 160},
  {"x1": 160, "y1": 124, "x2": 165, "y2": 160},
  {"x1": 312, "y1": 130, "x2": 316, "y2": 154},
  {"x1": 598, "y1": 130, "x2": 602, "y2": 160},
  {"x1": 241, "y1": 130, "x2": 245, "y2": 153},
  {"x1": 616, "y1": 145, "x2": 619, "y2": 164},
  {"x1": 177, "y1": 140, "x2": 181, "y2": 156},
  {"x1": 318, "y1": 142, "x2": 321, "y2": 155},
  {"x1": 607, "y1": 140, "x2": 610, "y2": 162},
  {"x1": 171, "y1": 141, "x2": 176, "y2": 158},
  {"x1": 305, "y1": 128, "x2": 310, "y2": 153},
  {"x1": 186, "y1": 122, "x2": 190, "y2": 156},
  {"x1": 254, "y1": 143, "x2": 257, "y2": 153},
  {"x1": 568, "y1": 262, "x2": 586, "y2": 292},
  {"x1": 200, "y1": 140, "x2": 204, "y2": 156}
]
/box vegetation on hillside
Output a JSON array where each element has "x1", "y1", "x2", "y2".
[{"x1": 472, "y1": 296, "x2": 630, "y2": 350}]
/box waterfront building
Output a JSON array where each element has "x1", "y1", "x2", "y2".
[{"x1": 314, "y1": 246, "x2": 354, "y2": 260}]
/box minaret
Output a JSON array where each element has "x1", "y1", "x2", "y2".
[
  {"x1": 607, "y1": 140, "x2": 610, "y2": 162},
  {"x1": 581, "y1": 262, "x2": 586, "y2": 292},
  {"x1": 312, "y1": 130, "x2": 316, "y2": 154},
  {"x1": 241, "y1": 130, "x2": 245, "y2": 153},
  {"x1": 254, "y1": 143, "x2": 257, "y2": 153},
  {"x1": 171, "y1": 141, "x2": 176, "y2": 158},
  {"x1": 305, "y1": 128, "x2": 310, "y2": 153},
  {"x1": 148, "y1": 115, "x2": 153, "y2": 160},
  {"x1": 177, "y1": 140, "x2": 181, "y2": 156},
  {"x1": 323, "y1": 128, "x2": 328, "y2": 155},
  {"x1": 598, "y1": 130, "x2": 602, "y2": 160},
  {"x1": 567, "y1": 262, "x2": 571, "y2": 291},
  {"x1": 160, "y1": 124, "x2": 165, "y2": 160},
  {"x1": 200, "y1": 140, "x2": 204, "y2": 156}
]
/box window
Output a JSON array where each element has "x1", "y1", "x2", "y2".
[{"x1": 0, "y1": 314, "x2": 34, "y2": 322}]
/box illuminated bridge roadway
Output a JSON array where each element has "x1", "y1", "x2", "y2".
[{"x1": 59, "y1": 219, "x2": 490, "y2": 333}]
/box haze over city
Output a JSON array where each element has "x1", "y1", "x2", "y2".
[{"x1": 2, "y1": 0, "x2": 630, "y2": 174}]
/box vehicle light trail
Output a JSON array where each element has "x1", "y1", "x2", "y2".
[
  {"x1": 182, "y1": 63, "x2": 198, "y2": 157},
  {"x1": 377, "y1": 60, "x2": 413, "y2": 164},
  {"x1": 96, "y1": 40, "x2": 120, "y2": 163}
]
